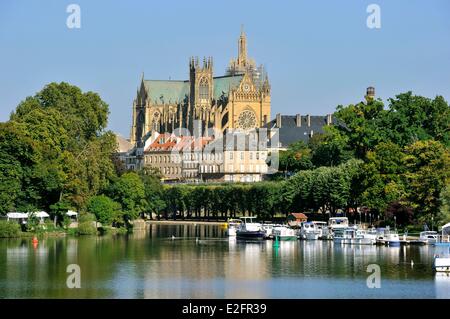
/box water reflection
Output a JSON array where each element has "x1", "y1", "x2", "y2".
[
  {"x1": 0, "y1": 224, "x2": 444, "y2": 298},
  {"x1": 435, "y1": 273, "x2": 450, "y2": 298}
]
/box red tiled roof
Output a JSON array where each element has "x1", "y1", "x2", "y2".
[
  {"x1": 145, "y1": 134, "x2": 213, "y2": 152},
  {"x1": 289, "y1": 213, "x2": 308, "y2": 220}
]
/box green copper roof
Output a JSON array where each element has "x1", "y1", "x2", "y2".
[
  {"x1": 143, "y1": 75, "x2": 243, "y2": 104},
  {"x1": 213, "y1": 75, "x2": 243, "y2": 99},
  {"x1": 143, "y1": 80, "x2": 189, "y2": 104}
]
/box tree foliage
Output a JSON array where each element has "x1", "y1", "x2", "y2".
[{"x1": 0, "y1": 82, "x2": 117, "y2": 218}]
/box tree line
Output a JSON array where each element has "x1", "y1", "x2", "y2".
[{"x1": 0, "y1": 83, "x2": 449, "y2": 231}]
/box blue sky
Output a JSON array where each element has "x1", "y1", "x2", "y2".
[{"x1": 1, "y1": 0, "x2": 449, "y2": 137}]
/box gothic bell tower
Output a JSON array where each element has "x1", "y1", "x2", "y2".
[{"x1": 188, "y1": 56, "x2": 214, "y2": 134}]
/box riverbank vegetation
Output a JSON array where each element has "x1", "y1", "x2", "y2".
[{"x1": 0, "y1": 83, "x2": 449, "y2": 237}]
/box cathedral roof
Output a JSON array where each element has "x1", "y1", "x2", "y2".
[
  {"x1": 143, "y1": 75, "x2": 244, "y2": 104},
  {"x1": 143, "y1": 80, "x2": 189, "y2": 104},
  {"x1": 213, "y1": 75, "x2": 244, "y2": 99}
]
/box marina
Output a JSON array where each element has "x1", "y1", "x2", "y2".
[
  {"x1": 1, "y1": 223, "x2": 449, "y2": 299},
  {"x1": 0, "y1": 224, "x2": 450, "y2": 298}
]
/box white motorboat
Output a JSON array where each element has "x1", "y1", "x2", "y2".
[
  {"x1": 376, "y1": 227, "x2": 400, "y2": 246},
  {"x1": 301, "y1": 221, "x2": 327, "y2": 240},
  {"x1": 433, "y1": 245, "x2": 450, "y2": 272},
  {"x1": 236, "y1": 217, "x2": 265, "y2": 240},
  {"x1": 226, "y1": 219, "x2": 242, "y2": 237},
  {"x1": 262, "y1": 223, "x2": 275, "y2": 239},
  {"x1": 328, "y1": 217, "x2": 349, "y2": 229},
  {"x1": 434, "y1": 256, "x2": 450, "y2": 272},
  {"x1": 272, "y1": 225, "x2": 297, "y2": 241},
  {"x1": 333, "y1": 227, "x2": 375, "y2": 245},
  {"x1": 361, "y1": 227, "x2": 378, "y2": 244},
  {"x1": 419, "y1": 231, "x2": 439, "y2": 244}
]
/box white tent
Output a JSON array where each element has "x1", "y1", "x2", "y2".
[
  {"x1": 66, "y1": 210, "x2": 78, "y2": 217},
  {"x1": 28, "y1": 211, "x2": 50, "y2": 218},
  {"x1": 7, "y1": 212, "x2": 28, "y2": 219}
]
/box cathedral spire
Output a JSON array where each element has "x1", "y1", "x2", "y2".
[{"x1": 238, "y1": 25, "x2": 247, "y2": 66}]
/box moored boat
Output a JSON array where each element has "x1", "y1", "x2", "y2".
[
  {"x1": 376, "y1": 227, "x2": 400, "y2": 246},
  {"x1": 433, "y1": 245, "x2": 450, "y2": 272},
  {"x1": 262, "y1": 223, "x2": 275, "y2": 239},
  {"x1": 272, "y1": 225, "x2": 297, "y2": 241},
  {"x1": 327, "y1": 217, "x2": 349, "y2": 238},
  {"x1": 333, "y1": 227, "x2": 375, "y2": 245},
  {"x1": 236, "y1": 217, "x2": 265, "y2": 240},
  {"x1": 226, "y1": 219, "x2": 242, "y2": 237},
  {"x1": 301, "y1": 221, "x2": 328, "y2": 240},
  {"x1": 419, "y1": 231, "x2": 439, "y2": 244},
  {"x1": 433, "y1": 256, "x2": 450, "y2": 272}
]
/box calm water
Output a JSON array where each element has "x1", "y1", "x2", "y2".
[{"x1": 0, "y1": 224, "x2": 449, "y2": 299}]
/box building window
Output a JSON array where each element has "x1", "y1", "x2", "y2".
[
  {"x1": 249, "y1": 152, "x2": 253, "y2": 160},
  {"x1": 229, "y1": 152, "x2": 233, "y2": 160},
  {"x1": 199, "y1": 77, "x2": 209, "y2": 101},
  {"x1": 240, "y1": 152, "x2": 244, "y2": 160},
  {"x1": 256, "y1": 152, "x2": 259, "y2": 160}
]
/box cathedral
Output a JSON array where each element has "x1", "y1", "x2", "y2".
[{"x1": 130, "y1": 28, "x2": 271, "y2": 146}]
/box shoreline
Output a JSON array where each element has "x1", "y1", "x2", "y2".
[{"x1": 146, "y1": 220, "x2": 227, "y2": 226}]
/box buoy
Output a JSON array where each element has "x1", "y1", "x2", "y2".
[
  {"x1": 32, "y1": 237, "x2": 38, "y2": 244},
  {"x1": 273, "y1": 236, "x2": 280, "y2": 248},
  {"x1": 171, "y1": 235, "x2": 175, "y2": 240},
  {"x1": 411, "y1": 260, "x2": 414, "y2": 267}
]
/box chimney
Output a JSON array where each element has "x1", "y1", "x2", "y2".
[
  {"x1": 307, "y1": 114, "x2": 311, "y2": 127},
  {"x1": 327, "y1": 114, "x2": 332, "y2": 125},
  {"x1": 296, "y1": 114, "x2": 301, "y2": 127},
  {"x1": 276, "y1": 113, "x2": 281, "y2": 128}
]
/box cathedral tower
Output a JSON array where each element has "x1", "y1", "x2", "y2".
[
  {"x1": 237, "y1": 25, "x2": 248, "y2": 67},
  {"x1": 189, "y1": 56, "x2": 214, "y2": 134}
]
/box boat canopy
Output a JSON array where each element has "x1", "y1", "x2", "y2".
[{"x1": 441, "y1": 223, "x2": 450, "y2": 235}]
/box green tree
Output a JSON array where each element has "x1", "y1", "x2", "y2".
[
  {"x1": 309, "y1": 127, "x2": 354, "y2": 167},
  {"x1": 9, "y1": 82, "x2": 116, "y2": 211},
  {"x1": 437, "y1": 185, "x2": 450, "y2": 224},
  {"x1": 0, "y1": 122, "x2": 39, "y2": 214},
  {"x1": 403, "y1": 140, "x2": 450, "y2": 222},
  {"x1": 361, "y1": 142, "x2": 407, "y2": 214},
  {"x1": 334, "y1": 98, "x2": 386, "y2": 158},
  {"x1": 138, "y1": 167, "x2": 165, "y2": 219},
  {"x1": 279, "y1": 140, "x2": 314, "y2": 174},
  {"x1": 382, "y1": 92, "x2": 450, "y2": 147},
  {"x1": 87, "y1": 195, "x2": 122, "y2": 226},
  {"x1": 108, "y1": 172, "x2": 146, "y2": 222}
]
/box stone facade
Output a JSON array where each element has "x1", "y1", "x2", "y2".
[
  {"x1": 199, "y1": 132, "x2": 269, "y2": 182},
  {"x1": 130, "y1": 28, "x2": 271, "y2": 146}
]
